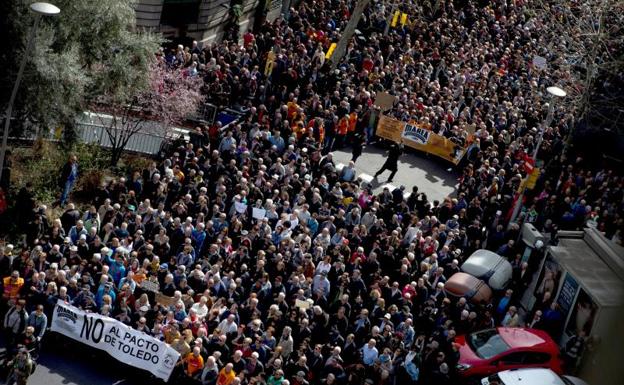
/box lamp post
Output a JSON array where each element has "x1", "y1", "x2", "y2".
[
  {"x1": 533, "y1": 86, "x2": 567, "y2": 160},
  {"x1": 0, "y1": 2, "x2": 60, "y2": 186},
  {"x1": 509, "y1": 86, "x2": 567, "y2": 224}
]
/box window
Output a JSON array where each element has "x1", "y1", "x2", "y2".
[{"x1": 467, "y1": 329, "x2": 511, "y2": 359}]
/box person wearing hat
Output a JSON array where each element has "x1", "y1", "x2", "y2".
[{"x1": 291, "y1": 370, "x2": 309, "y2": 385}]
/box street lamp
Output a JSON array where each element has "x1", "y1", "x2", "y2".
[
  {"x1": 533, "y1": 86, "x2": 567, "y2": 160},
  {"x1": 509, "y1": 85, "x2": 567, "y2": 224},
  {"x1": 0, "y1": 2, "x2": 60, "y2": 186}
]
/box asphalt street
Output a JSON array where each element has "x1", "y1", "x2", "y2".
[{"x1": 331, "y1": 143, "x2": 459, "y2": 199}]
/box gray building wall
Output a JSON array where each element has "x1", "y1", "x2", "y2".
[{"x1": 134, "y1": 0, "x2": 283, "y2": 44}]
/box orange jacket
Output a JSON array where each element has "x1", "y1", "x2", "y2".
[
  {"x1": 185, "y1": 353, "x2": 204, "y2": 376},
  {"x1": 337, "y1": 117, "x2": 349, "y2": 135},
  {"x1": 348, "y1": 112, "x2": 358, "y2": 132},
  {"x1": 3, "y1": 277, "x2": 24, "y2": 301}
]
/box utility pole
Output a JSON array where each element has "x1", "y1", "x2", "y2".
[{"x1": 329, "y1": 0, "x2": 371, "y2": 71}]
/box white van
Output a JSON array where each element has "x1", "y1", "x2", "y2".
[{"x1": 461, "y1": 249, "x2": 513, "y2": 290}]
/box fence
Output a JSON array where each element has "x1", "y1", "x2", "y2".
[
  {"x1": 75, "y1": 112, "x2": 189, "y2": 156},
  {"x1": 9, "y1": 109, "x2": 245, "y2": 156}
]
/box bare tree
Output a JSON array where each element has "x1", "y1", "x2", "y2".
[{"x1": 529, "y1": 0, "x2": 624, "y2": 129}]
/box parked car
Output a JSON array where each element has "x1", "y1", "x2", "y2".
[
  {"x1": 444, "y1": 272, "x2": 493, "y2": 304},
  {"x1": 456, "y1": 327, "x2": 563, "y2": 379},
  {"x1": 481, "y1": 368, "x2": 589, "y2": 385},
  {"x1": 461, "y1": 249, "x2": 513, "y2": 290}
]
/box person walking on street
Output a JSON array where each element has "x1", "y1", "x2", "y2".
[
  {"x1": 351, "y1": 133, "x2": 364, "y2": 163},
  {"x1": 374, "y1": 143, "x2": 403, "y2": 182},
  {"x1": 58, "y1": 155, "x2": 78, "y2": 207}
]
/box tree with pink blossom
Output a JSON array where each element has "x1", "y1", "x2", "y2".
[{"x1": 92, "y1": 58, "x2": 204, "y2": 166}]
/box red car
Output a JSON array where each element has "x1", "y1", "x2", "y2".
[{"x1": 455, "y1": 327, "x2": 563, "y2": 379}]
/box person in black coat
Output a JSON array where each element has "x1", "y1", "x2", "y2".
[
  {"x1": 374, "y1": 143, "x2": 403, "y2": 182},
  {"x1": 351, "y1": 133, "x2": 365, "y2": 163}
]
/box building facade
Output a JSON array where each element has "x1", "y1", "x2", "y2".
[{"x1": 134, "y1": 0, "x2": 283, "y2": 44}]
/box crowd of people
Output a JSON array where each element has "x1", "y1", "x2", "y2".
[{"x1": 1, "y1": 0, "x2": 622, "y2": 385}]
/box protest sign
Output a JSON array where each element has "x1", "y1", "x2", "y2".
[
  {"x1": 252, "y1": 207, "x2": 266, "y2": 219},
  {"x1": 155, "y1": 292, "x2": 177, "y2": 308},
  {"x1": 235, "y1": 202, "x2": 248, "y2": 214},
  {"x1": 51, "y1": 300, "x2": 179, "y2": 381},
  {"x1": 140, "y1": 279, "x2": 159, "y2": 293},
  {"x1": 374, "y1": 92, "x2": 398, "y2": 112}
]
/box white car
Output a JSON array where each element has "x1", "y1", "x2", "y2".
[
  {"x1": 481, "y1": 368, "x2": 590, "y2": 385},
  {"x1": 461, "y1": 249, "x2": 512, "y2": 290}
]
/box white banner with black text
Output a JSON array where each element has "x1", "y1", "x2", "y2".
[{"x1": 51, "y1": 300, "x2": 179, "y2": 381}]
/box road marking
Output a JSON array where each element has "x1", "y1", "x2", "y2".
[{"x1": 336, "y1": 162, "x2": 345, "y2": 172}]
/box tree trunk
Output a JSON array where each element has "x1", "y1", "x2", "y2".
[
  {"x1": 329, "y1": 0, "x2": 371, "y2": 71},
  {"x1": 110, "y1": 146, "x2": 122, "y2": 167}
]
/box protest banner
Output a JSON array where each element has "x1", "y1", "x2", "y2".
[
  {"x1": 376, "y1": 115, "x2": 468, "y2": 164},
  {"x1": 51, "y1": 300, "x2": 179, "y2": 381}
]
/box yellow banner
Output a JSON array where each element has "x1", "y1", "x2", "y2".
[
  {"x1": 376, "y1": 115, "x2": 467, "y2": 164},
  {"x1": 325, "y1": 43, "x2": 337, "y2": 59},
  {"x1": 400, "y1": 13, "x2": 408, "y2": 26},
  {"x1": 526, "y1": 167, "x2": 540, "y2": 189},
  {"x1": 391, "y1": 11, "x2": 400, "y2": 27}
]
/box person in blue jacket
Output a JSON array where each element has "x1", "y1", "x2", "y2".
[
  {"x1": 104, "y1": 249, "x2": 127, "y2": 286},
  {"x1": 95, "y1": 281, "x2": 116, "y2": 309}
]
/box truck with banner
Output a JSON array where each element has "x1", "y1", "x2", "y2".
[
  {"x1": 51, "y1": 300, "x2": 180, "y2": 381},
  {"x1": 376, "y1": 114, "x2": 473, "y2": 165}
]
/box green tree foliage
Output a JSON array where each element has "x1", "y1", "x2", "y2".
[{"x1": 0, "y1": 0, "x2": 160, "y2": 137}]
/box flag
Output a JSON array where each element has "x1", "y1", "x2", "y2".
[
  {"x1": 400, "y1": 12, "x2": 408, "y2": 26},
  {"x1": 325, "y1": 43, "x2": 337, "y2": 59},
  {"x1": 391, "y1": 11, "x2": 400, "y2": 27}
]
